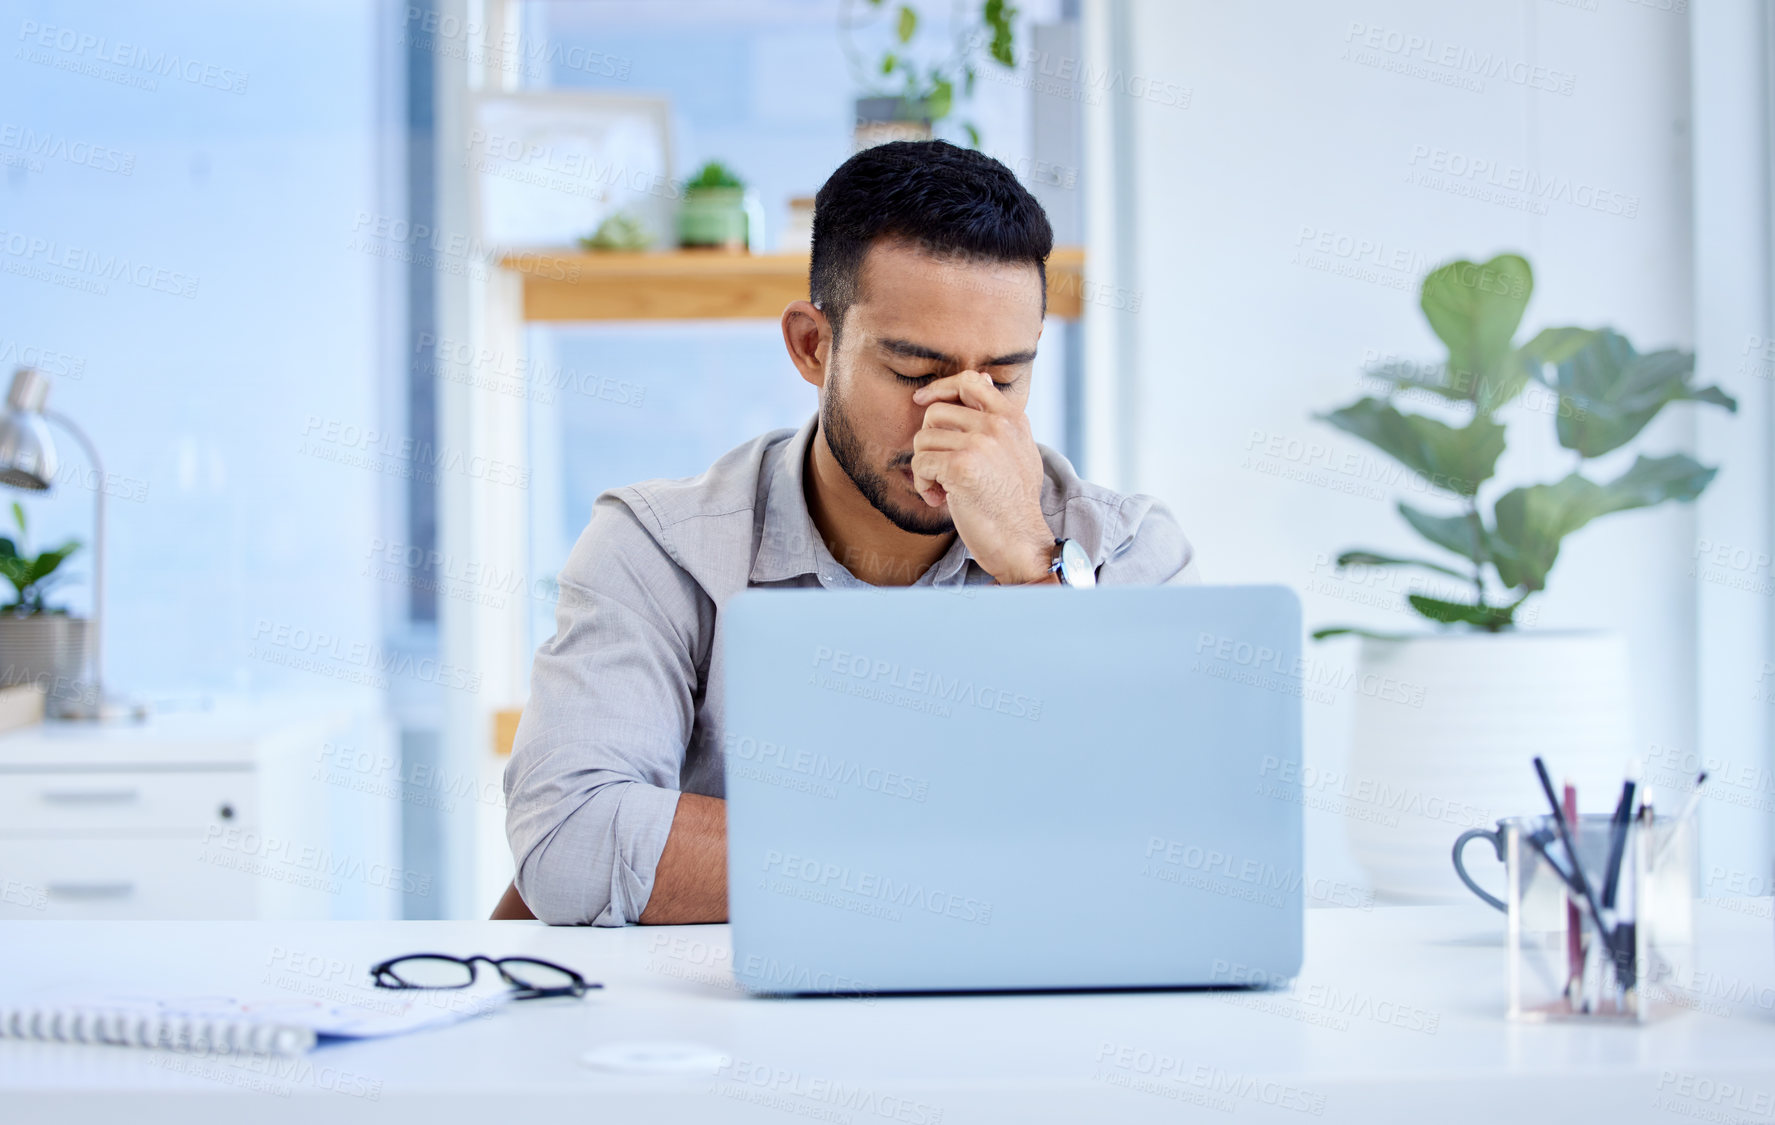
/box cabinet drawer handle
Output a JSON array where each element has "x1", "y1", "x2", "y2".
[
  {"x1": 39, "y1": 789, "x2": 141, "y2": 805},
  {"x1": 45, "y1": 882, "x2": 136, "y2": 900}
]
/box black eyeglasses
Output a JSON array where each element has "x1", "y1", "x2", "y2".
[{"x1": 370, "y1": 953, "x2": 601, "y2": 1000}]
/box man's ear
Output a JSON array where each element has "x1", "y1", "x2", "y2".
[{"x1": 781, "y1": 300, "x2": 831, "y2": 390}]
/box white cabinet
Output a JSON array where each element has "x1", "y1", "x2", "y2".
[{"x1": 0, "y1": 702, "x2": 400, "y2": 920}]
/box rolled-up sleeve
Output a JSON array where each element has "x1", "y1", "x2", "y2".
[
  {"x1": 1097, "y1": 493, "x2": 1199, "y2": 585},
  {"x1": 504, "y1": 492, "x2": 707, "y2": 926}
]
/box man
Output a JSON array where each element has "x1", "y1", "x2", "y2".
[{"x1": 505, "y1": 140, "x2": 1196, "y2": 926}]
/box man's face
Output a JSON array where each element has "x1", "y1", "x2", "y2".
[{"x1": 821, "y1": 238, "x2": 1045, "y2": 535}]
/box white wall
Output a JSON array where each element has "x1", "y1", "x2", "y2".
[
  {"x1": 1092, "y1": 0, "x2": 1727, "y2": 892},
  {"x1": 1692, "y1": 0, "x2": 1775, "y2": 894}
]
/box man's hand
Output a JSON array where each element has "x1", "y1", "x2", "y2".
[{"x1": 910, "y1": 370, "x2": 1056, "y2": 585}]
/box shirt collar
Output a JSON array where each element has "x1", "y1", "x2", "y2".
[
  {"x1": 749, "y1": 413, "x2": 982, "y2": 586},
  {"x1": 749, "y1": 413, "x2": 824, "y2": 584}
]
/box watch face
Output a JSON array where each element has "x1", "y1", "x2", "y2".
[{"x1": 1058, "y1": 538, "x2": 1095, "y2": 587}]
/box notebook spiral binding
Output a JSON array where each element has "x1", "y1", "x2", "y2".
[{"x1": 0, "y1": 1004, "x2": 316, "y2": 1056}]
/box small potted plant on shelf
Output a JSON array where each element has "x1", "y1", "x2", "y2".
[
  {"x1": 676, "y1": 161, "x2": 754, "y2": 252},
  {"x1": 1312, "y1": 252, "x2": 1735, "y2": 900},
  {"x1": 843, "y1": 0, "x2": 1019, "y2": 149},
  {"x1": 578, "y1": 210, "x2": 652, "y2": 253},
  {"x1": 0, "y1": 502, "x2": 90, "y2": 717}
]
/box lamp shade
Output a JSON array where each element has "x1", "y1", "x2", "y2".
[{"x1": 0, "y1": 368, "x2": 56, "y2": 490}]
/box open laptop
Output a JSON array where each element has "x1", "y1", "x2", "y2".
[{"x1": 721, "y1": 584, "x2": 1303, "y2": 994}]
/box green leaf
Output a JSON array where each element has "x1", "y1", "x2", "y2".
[
  {"x1": 896, "y1": 4, "x2": 917, "y2": 43},
  {"x1": 1363, "y1": 360, "x2": 1467, "y2": 403},
  {"x1": 927, "y1": 76, "x2": 953, "y2": 121},
  {"x1": 1407, "y1": 594, "x2": 1517, "y2": 630},
  {"x1": 1543, "y1": 329, "x2": 1735, "y2": 457},
  {"x1": 963, "y1": 121, "x2": 981, "y2": 149},
  {"x1": 1490, "y1": 454, "x2": 1717, "y2": 592},
  {"x1": 683, "y1": 161, "x2": 744, "y2": 191},
  {"x1": 0, "y1": 538, "x2": 16, "y2": 560},
  {"x1": 1490, "y1": 475, "x2": 1599, "y2": 592},
  {"x1": 1418, "y1": 254, "x2": 1533, "y2": 410},
  {"x1": 1398, "y1": 502, "x2": 1486, "y2": 563},
  {"x1": 964, "y1": 65, "x2": 976, "y2": 97},
  {"x1": 1496, "y1": 327, "x2": 1599, "y2": 416},
  {"x1": 1518, "y1": 326, "x2": 1597, "y2": 369},
  {"x1": 984, "y1": 0, "x2": 1017, "y2": 67},
  {"x1": 10, "y1": 502, "x2": 22, "y2": 535},
  {"x1": 880, "y1": 51, "x2": 898, "y2": 76},
  {"x1": 1317, "y1": 398, "x2": 1505, "y2": 496},
  {"x1": 25, "y1": 540, "x2": 80, "y2": 587},
  {"x1": 1311, "y1": 625, "x2": 1413, "y2": 641},
  {"x1": 1335, "y1": 550, "x2": 1469, "y2": 579},
  {"x1": 1594, "y1": 452, "x2": 1717, "y2": 509},
  {"x1": 0, "y1": 556, "x2": 30, "y2": 599}
]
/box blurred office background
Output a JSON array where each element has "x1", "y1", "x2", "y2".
[{"x1": 0, "y1": 0, "x2": 1768, "y2": 920}]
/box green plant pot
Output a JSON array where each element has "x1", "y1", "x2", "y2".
[{"x1": 677, "y1": 187, "x2": 749, "y2": 250}]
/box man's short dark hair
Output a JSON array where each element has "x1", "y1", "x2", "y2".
[{"x1": 809, "y1": 140, "x2": 1053, "y2": 343}]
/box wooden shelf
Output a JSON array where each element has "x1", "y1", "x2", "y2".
[{"x1": 498, "y1": 246, "x2": 1087, "y2": 322}]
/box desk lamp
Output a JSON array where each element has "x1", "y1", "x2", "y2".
[{"x1": 0, "y1": 366, "x2": 125, "y2": 720}]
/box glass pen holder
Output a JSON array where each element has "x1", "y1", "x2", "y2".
[{"x1": 1504, "y1": 812, "x2": 1694, "y2": 1023}]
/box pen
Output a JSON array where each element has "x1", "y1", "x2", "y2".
[
  {"x1": 1599, "y1": 765, "x2": 1639, "y2": 1012},
  {"x1": 1533, "y1": 758, "x2": 1619, "y2": 1001},
  {"x1": 1564, "y1": 781, "x2": 1582, "y2": 1009},
  {"x1": 1617, "y1": 804, "x2": 1655, "y2": 1008}
]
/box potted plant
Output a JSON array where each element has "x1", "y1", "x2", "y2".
[
  {"x1": 676, "y1": 161, "x2": 754, "y2": 252},
  {"x1": 0, "y1": 502, "x2": 91, "y2": 717},
  {"x1": 1313, "y1": 253, "x2": 1735, "y2": 899},
  {"x1": 843, "y1": 0, "x2": 1019, "y2": 150},
  {"x1": 578, "y1": 209, "x2": 652, "y2": 253}
]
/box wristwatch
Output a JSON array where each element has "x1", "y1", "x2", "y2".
[{"x1": 1047, "y1": 537, "x2": 1096, "y2": 588}]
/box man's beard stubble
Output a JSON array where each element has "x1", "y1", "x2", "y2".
[{"x1": 820, "y1": 369, "x2": 955, "y2": 537}]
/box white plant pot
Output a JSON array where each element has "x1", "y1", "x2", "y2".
[
  {"x1": 1344, "y1": 630, "x2": 1633, "y2": 902},
  {"x1": 0, "y1": 614, "x2": 94, "y2": 719}
]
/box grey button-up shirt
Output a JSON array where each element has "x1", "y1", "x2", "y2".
[{"x1": 505, "y1": 412, "x2": 1198, "y2": 925}]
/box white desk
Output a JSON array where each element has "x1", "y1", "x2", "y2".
[{"x1": 3, "y1": 901, "x2": 1774, "y2": 1124}]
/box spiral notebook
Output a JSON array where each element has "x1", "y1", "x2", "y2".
[{"x1": 0, "y1": 990, "x2": 509, "y2": 1057}]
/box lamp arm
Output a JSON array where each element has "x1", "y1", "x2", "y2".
[{"x1": 42, "y1": 410, "x2": 103, "y2": 707}]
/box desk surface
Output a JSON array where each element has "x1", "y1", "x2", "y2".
[{"x1": 4, "y1": 901, "x2": 1774, "y2": 1123}]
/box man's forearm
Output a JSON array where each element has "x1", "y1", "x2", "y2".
[{"x1": 638, "y1": 792, "x2": 728, "y2": 924}]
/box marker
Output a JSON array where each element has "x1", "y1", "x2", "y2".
[{"x1": 1601, "y1": 762, "x2": 1640, "y2": 914}]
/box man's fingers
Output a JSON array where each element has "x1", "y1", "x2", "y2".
[
  {"x1": 919, "y1": 402, "x2": 989, "y2": 433},
  {"x1": 909, "y1": 450, "x2": 952, "y2": 508},
  {"x1": 953, "y1": 370, "x2": 1005, "y2": 413},
  {"x1": 911, "y1": 370, "x2": 1012, "y2": 415},
  {"x1": 912, "y1": 427, "x2": 972, "y2": 453}
]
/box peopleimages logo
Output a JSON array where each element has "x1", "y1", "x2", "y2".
[
  {"x1": 761, "y1": 850, "x2": 993, "y2": 925},
  {"x1": 1193, "y1": 632, "x2": 1427, "y2": 709},
  {"x1": 810, "y1": 646, "x2": 1043, "y2": 722},
  {"x1": 722, "y1": 731, "x2": 930, "y2": 802},
  {"x1": 0, "y1": 228, "x2": 199, "y2": 298},
  {"x1": 251, "y1": 619, "x2": 481, "y2": 693},
  {"x1": 15, "y1": 20, "x2": 251, "y2": 94}
]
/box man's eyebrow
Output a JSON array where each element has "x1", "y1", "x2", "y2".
[{"x1": 877, "y1": 338, "x2": 1038, "y2": 368}]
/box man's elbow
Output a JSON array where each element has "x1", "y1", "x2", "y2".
[
  {"x1": 512, "y1": 846, "x2": 621, "y2": 926},
  {"x1": 507, "y1": 778, "x2": 675, "y2": 926}
]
